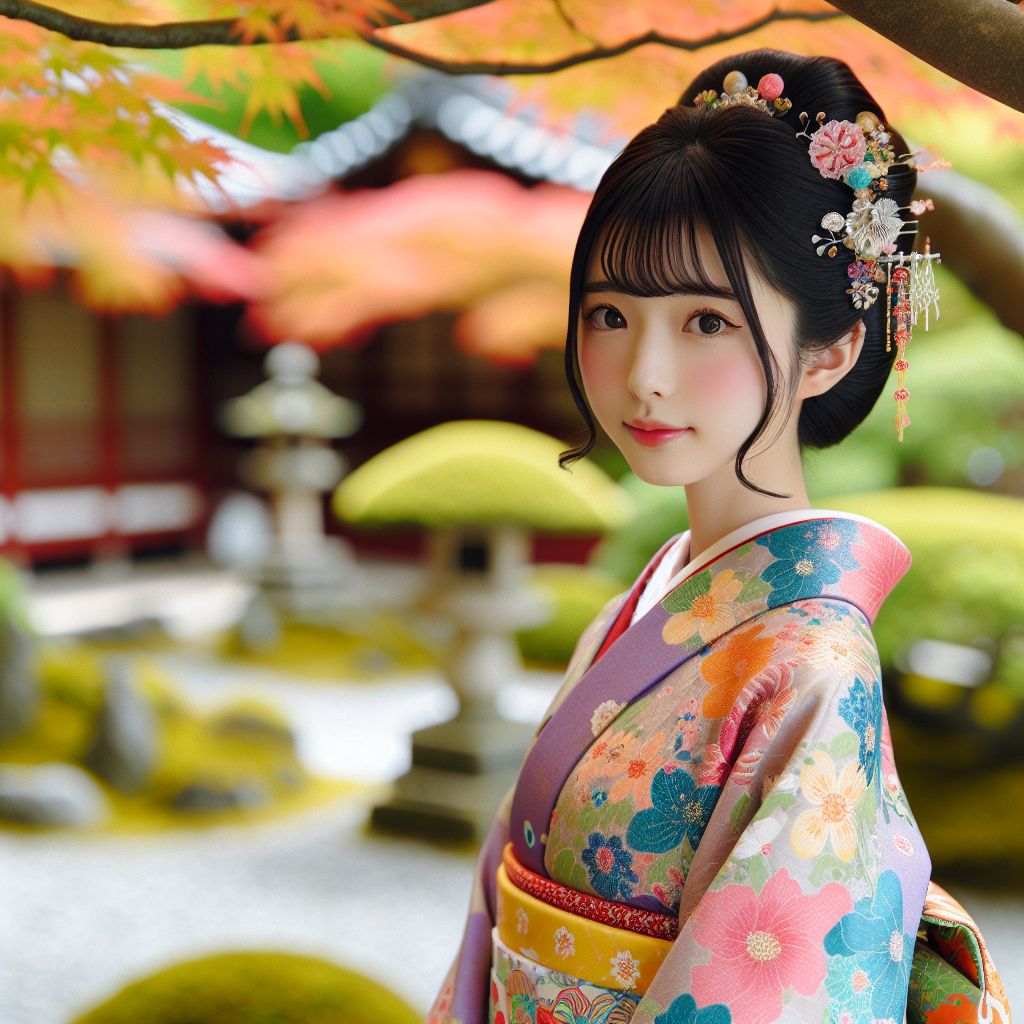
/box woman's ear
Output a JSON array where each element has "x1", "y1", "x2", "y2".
[{"x1": 797, "y1": 321, "x2": 866, "y2": 400}]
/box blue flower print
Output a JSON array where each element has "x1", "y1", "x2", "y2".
[
  {"x1": 655, "y1": 994, "x2": 732, "y2": 1024},
  {"x1": 626, "y1": 767, "x2": 720, "y2": 854},
  {"x1": 592, "y1": 789, "x2": 608, "y2": 808},
  {"x1": 581, "y1": 832, "x2": 638, "y2": 900},
  {"x1": 838, "y1": 676, "x2": 884, "y2": 786},
  {"x1": 824, "y1": 870, "x2": 915, "y2": 1022},
  {"x1": 755, "y1": 520, "x2": 861, "y2": 604}
]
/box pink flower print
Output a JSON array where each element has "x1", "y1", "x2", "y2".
[
  {"x1": 554, "y1": 926, "x2": 575, "y2": 958},
  {"x1": 790, "y1": 751, "x2": 866, "y2": 862},
  {"x1": 699, "y1": 741, "x2": 728, "y2": 787},
  {"x1": 697, "y1": 664, "x2": 790, "y2": 787},
  {"x1": 741, "y1": 662, "x2": 797, "y2": 741},
  {"x1": 691, "y1": 869, "x2": 852, "y2": 1024},
  {"x1": 607, "y1": 731, "x2": 668, "y2": 807},
  {"x1": 651, "y1": 866, "x2": 687, "y2": 909},
  {"x1": 808, "y1": 119, "x2": 867, "y2": 180},
  {"x1": 608, "y1": 949, "x2": 642, "y2": 989},
  {"x1": 892, "y1": 833, "x2": 914, "y2": 857}
]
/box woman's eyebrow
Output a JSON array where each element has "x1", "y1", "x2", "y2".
[{"x1": 583, "y1": 279, "x2": 739, "y2": 300}]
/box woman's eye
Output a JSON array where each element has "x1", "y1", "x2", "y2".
[
  {"x1": 688, "y1": 311, "x2": 732, "y2": 335},
  {"x1": 584, "y1": 305, "x2": 626, "y2": 330}
]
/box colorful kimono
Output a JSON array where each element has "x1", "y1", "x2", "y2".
[{"x1": 428, "y1": 512, "x2": 1011, "y2": 1024}]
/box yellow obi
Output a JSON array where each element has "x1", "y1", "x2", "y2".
[{"x1": 494, "y1": 850, "x2": 672, "y2": 995}]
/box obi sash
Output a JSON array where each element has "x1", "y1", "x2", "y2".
[
  {"x1": 495, "y1": 843, "x2": 672, "y2": 995},
  {"x1": 496, "y1": 841, "x2": 1010, "y2": 1024}
]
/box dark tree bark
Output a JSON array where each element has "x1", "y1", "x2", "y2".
[{"x1": 827, "y1": 0, "x2": 1024, "y2": 114}]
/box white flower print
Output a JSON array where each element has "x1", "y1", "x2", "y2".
[
  {"x1": 590, "y1": 699, "x2": 626, "y2": 737},
  {"x1": 553, "y1": 926, "x2": 575, "y2": 958},
  {"x1": 515, "y1": 907, "x2": 529, "y2": 935},
  {"x1": 733, "y1": 814, "x2": 783, "y2": 859},
  {"x1": 608, "y1": 949, "x2": 642, "y2": 989}
]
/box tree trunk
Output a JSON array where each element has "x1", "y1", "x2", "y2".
[
  {"x1": 917, "y1": 168, "x2": 1024, "y2": 337},
  {"x1": 827, "y1": 0, "x2": 1024, "y2": 113}
]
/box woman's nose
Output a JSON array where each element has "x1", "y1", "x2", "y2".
[{"x1": 627, "y1": 331, "x2": 674, "y2": 401}]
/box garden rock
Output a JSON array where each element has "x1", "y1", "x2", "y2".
[
  {"x1": 82, "y1": 658, "x2": 158, "y2": 793},
  {"x1": 211, "y1": 709, "x2": 296, "y2": 749},
  {"x1": 0, "y1": 763, "x2": 109, "y2": 827},
  {"x1": 169, "y1": 780, "x2": 269, "y2": 813}
]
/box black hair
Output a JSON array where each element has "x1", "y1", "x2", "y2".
[{"x1": 559, "y1": 48, "x2": 918, "y2": 497}]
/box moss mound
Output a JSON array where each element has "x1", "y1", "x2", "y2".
[
  {"x1": 333, "y1": 419, "x2": 634, "y2": 532},
  {"x1": 72, "y1": 951, "x2": 419, "y2": 1024}
]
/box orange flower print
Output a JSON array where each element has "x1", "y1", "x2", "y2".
[
  {"x1": 663, "y1": 569, "x2": 743, "y2": 646},
  {"x1": 790, "y1": 751, "x2": 866, "y2": 862},
  {"x1": 606, "y1": 731, "x2": 668, "y2": 807},
  {"x1": 700, "y1": 623, "x2": 776, "y2": 718},
  {"x1": 575, "y1": 729, "x2": 639, "y2": 800}
]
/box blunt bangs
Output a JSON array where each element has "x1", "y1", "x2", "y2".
[{"x1": 562, "y1": 110, "x2": 789, "y2": 498}]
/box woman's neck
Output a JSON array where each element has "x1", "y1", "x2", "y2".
[{"x1": 683, "y1": 450, "x2": 812, "y2": 566}]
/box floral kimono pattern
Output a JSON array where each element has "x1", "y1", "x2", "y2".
[{"x1": 429, "y1": 514, "x2": 1010, "y2": 1024}]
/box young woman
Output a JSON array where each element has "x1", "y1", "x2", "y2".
[{"x1": 429, "y1": 49, "x2": 1010, "y2": 1024}]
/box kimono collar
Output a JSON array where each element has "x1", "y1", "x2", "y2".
[{"x1": 510, "y1": 511, "x2": 911, "y2": 876}]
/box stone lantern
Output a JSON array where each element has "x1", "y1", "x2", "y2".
[
  {"x1": 220, "y1": 341, "x2": 364, "y2": 636},
  {"x1": 332, "y1": 419, "x2": 634, "y2": 839}
]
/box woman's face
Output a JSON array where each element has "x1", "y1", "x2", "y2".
[{"x1": 577, "y1": 223, "x2": 801, "y2": 489}]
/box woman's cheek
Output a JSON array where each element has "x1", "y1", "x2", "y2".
[
  {"x1": 579, "y1": 343, "x2": 620, "y2": 407},
  {"x1": 687, "y1": 350, "x2": 764, "y2": 407}
]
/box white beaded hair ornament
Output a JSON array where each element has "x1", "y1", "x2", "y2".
[{"x1": 693, "y1": 69, "x2": 948, "y2": 441}]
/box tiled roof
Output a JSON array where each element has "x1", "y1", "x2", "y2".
[{"x1": 167, "y1": 70, "x2": 623, "y2": 209}]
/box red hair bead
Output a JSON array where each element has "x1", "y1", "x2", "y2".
[{"x1": 757, "y1": 73, "x2": 785, "y2": 101}]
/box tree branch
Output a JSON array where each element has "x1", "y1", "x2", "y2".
[
  {"x1": 0, "y1": 0, "x2": 496, "y2": 47},
  {"x1": 362, "y1": 11, "x2": 844, "y2": 75},
  {"x1": 826, "y1": 0, "x2": 1024, "y2": 113},
  {"x1": 919, "y1": 169, "x2": 1024, "y2": 337}
]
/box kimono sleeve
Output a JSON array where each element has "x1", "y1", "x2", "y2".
[
  {"x1": 427, "y1": 784, "x2": 512, "y2": 1024},
  {"x1": 627, "y1": 603, "x2": 932, "y2": 1024}
]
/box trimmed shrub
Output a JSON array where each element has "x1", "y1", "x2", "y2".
[{"x1": 71, "y1": 950, "x2": 419, "y2": 1024}]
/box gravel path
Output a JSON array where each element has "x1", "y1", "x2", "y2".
[{"x1": 0, "y1": 796, "x2": 478, "y2": 1023}]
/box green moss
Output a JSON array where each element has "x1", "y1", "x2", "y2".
[
  {"x1": 72, "y1": 951, "x2": 419, "y2": 1024},
  {"x1": 2, "y1": 647, "x2": 360, "y2": 833},
  {"x1": 333, "y1": 419, "x2": 635, "y2": 532},
  {"x1": 222, "y1": 612, "x2": 438, "y2": 681},
  {"x1": 516, "y1": 564, "x2": 624, "y2": 666}
]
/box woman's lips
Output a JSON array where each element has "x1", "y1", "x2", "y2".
[{"x1": 625, "y1": 424, "x2": 693, "y2": 447}]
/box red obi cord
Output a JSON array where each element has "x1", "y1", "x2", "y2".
[{"x1": 502, "y1": 843, "x2": 678, "y2": 941}]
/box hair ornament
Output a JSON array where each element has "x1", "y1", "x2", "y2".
[
  {"x1": 800, "y1": 105, "x2": 945, "y2": 441},
  {"x1": 693, "y1": 69, "x2": 793, "y2": 117}
]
